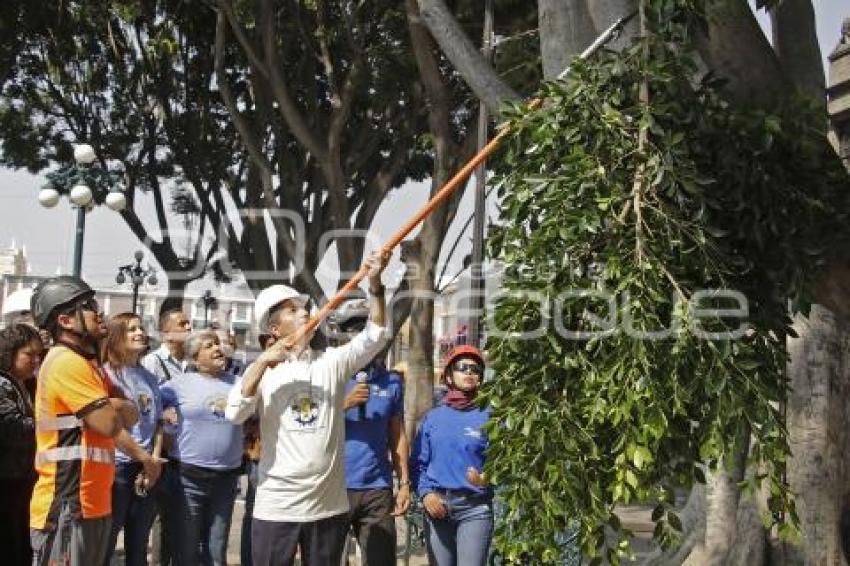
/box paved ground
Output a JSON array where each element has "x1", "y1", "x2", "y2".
[
  {"x1": 114, "y1": 479, "x2": 429, "y2": 565},
  {"x1": 114, "y1": 494, "x2": 666, "y2": 565}
]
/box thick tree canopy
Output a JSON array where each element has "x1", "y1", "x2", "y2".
[{"x1": 483, "y1": 1, "x2": 850, "y2": 562}]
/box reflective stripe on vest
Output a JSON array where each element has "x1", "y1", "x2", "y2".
[
  {"x1": 36, "y1": 414, "x2": 82, "y2": 432},
  {"x1": 35, "y1": 445, "x2": 114, "y2": 466}
]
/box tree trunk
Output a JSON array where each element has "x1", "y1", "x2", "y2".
[
  {"x1": 783, "y1": 306, "x2": 850, "y2": 566},
  {"x1": 694, "y1": 0, "x2": 787, "y2": 108},
  {"x1": 700, "y1": 428, "x2": 750, "y2": 565},
  {"x1": 644, "y1": 306, "x2": 850, "y2": 566},
  {"x1": 401, "y1": 239, "x2": 438, "y2": 442},
  {"x1": 586, "y1": 0, "x2": 638, "y2": 52},
  {"x1": 160, "y1": 272, "x2": 190, "y2": 317},
  {"x1": 538, "y1": 0, "x2": 597, "y2": 80},
  {"x1": 403, "y1": 0, "x2": 476, "y2": 440},
  {"x1": 769, "y1": 0, "x2": 826, "y2": 111}
]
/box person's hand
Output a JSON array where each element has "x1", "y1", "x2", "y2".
[
  {"x1": 141, "y1": 454, "x2": 167, "y2": 487},
  {"x1": 343, "y1": 383, "x2": 369, "y2": 411},
  {"x1": 258, "y1": 333, "x2": 308, "y2": 366},
  {"x1": 466, "y1": 467, "x2": 488, "y2": 487},
  {"x1": 364, "y1": 249, "x2": 390, "y2": 290},
  {"x1": 422, "y1": 492, "x2": 448, "y2": 519},
  {"x1": 161, "y1": 406, "x2": 179, "y2": 426},
  {"x1": 111, "y1": 398, "x2": 139, "y2": 429},
  {"x1": 393, "y1": 484, "x2": 411, "y2": 516}
]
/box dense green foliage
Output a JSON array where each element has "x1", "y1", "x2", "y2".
[{"x1": 483, "y1": 2, "x2": 850, "y2": 563}]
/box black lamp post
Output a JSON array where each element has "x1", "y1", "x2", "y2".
[
  {"x1": 116, "y1": 251, "x2": 158, "y2": 314},
  {"x1": 38, "y1": 144, "x2": 127, "y2": 277},
  {"x1": 198, "y1": 290, "x2": 218, "y2": 328}
]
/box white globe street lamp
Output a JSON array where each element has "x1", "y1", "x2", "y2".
[
  {"x1": 69, "y1": 184, "x2": 94, "y2": 206},
  {"x1": 73, "y1": 144, "x2": 97, "y2": 165},
  {"x1": 38, "y1": 187, "x2": 61, "y2": 208},
  {"x1": 39, "y1": 142, "x2": 127, "y2": 276},
  {"x1": 105, "y1": 191, "x2": 127, "y2": 211}
]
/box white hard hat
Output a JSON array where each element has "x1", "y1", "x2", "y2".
[
  {"x1": 254, "y1": 285, "x2": 309, "y2": 330},
  {"x1": 2, "y1": 287, "x2": 34, "y2": 317}
]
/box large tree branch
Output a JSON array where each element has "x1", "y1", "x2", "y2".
[
  {"x1": 415, "y1": 0, "x2": 519, "y2": 113},
  {"x1": 314, "y1": 0, "x2": 339, "y2": 96},
  {"x1": 694, "y1": 0, "x2": 787, "y2": 109},
  {"x1": 214, "y1": 12, "x2": 275, "y2": 183},
  {"x1": 260, "y1": 0, "x2": 329, "y2": 163},
  {"x1": 217, "y1": 0, "x2": 269, "y2": 79},
  {"x1": 769, "y1": 0, "x2": 826, "y2": 112},
  {"x1": 407, "y1": 0, "x2": 452, "y2": 144},
  {"x1": 215, "y1": 9, "x2": 302, "y2": 277}
]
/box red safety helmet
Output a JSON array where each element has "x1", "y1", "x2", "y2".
[{"x1": 442, "y1": 345, "x2": 485, "y2": 375}]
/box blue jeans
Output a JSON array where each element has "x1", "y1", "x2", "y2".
[
  {"x1": 424, "y1": 490, "x2": 493, "y2": 566},
  {"x1": 170, "y1": 465, "x2": 239, "y2": 566},
  {"x1": 240, "y1": 460, "x2": 258, "y2": 566},
  {"x1": 105, "y1": 462, "x2": 160, "y2": 566}
]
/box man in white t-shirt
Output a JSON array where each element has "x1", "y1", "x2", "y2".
[{"x1": 225, "y1": 251, "x2": 390, "y2": 566}]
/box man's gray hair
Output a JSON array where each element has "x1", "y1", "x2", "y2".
[{"x1": 184, "y1": 329, "x2": 219, "y2": 362}]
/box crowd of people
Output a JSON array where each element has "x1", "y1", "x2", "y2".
[{"x1": 0, "y1": 250, "x2": 495, "y2": 566}]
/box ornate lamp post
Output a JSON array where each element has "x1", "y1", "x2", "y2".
[
  {"x1": 198, "y1": 290, "x2": 218, "y2": 328},
  {"x1": 116, "y1": 251, "x2": 158, "y2": 315},
  {"x1": 38, "y1": 144, "x2": 127, "y2": 277}
]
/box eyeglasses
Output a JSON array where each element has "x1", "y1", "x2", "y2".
[{"x1": 452, "y1": 362, "x2": 483, "y2": 375}]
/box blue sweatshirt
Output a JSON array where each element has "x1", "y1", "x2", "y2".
[{"x1": 410, "y1": 404, "x2": 493, "y2": 499}]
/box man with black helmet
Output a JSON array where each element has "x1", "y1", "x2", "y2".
[
  {"x1": 28, "y1": 276, "x2": 139, "y2": 566},
  {"x1": 331, "y1": 295, "x2": 411, "y2": 566}
]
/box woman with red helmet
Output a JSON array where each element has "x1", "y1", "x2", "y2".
[{"x1": 410, "y1": 344, "x2": 493, "y2": 565}]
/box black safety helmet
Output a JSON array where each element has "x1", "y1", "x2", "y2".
[
  {"x1": 31, "y1": 276, "x2": 96, "y2": 329},
  {"x1": 327, "y1": 291, "x2": 369, "y2": 335}
]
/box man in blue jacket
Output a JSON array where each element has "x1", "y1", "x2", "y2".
[{"x1": 332, "y1": 297, "x2": 411, "y2": 565}]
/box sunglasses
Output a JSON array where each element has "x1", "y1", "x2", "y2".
[{"x1": 452, "y1": 362, "x2": 483, "y2": 375}]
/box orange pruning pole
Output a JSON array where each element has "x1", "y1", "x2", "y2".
[{"x1": 288, "y1": 11, "x2": 636, "y2": 347}]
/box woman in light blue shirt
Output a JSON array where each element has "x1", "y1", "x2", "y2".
[
  {"x1": 102, "y1": 313, "x2": 167, "y2": 566},
  {"x1": 162, "y1": 329, "x2": 242, "y2": 566}
]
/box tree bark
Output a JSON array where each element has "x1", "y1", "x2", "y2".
[
  {"x1": 694, "y1": 0, "x2": 787, "y2": 108},
  {"x1": 403, "y1": 0, "x2": 476, "y2": 439},
  {"x1": 586, "y1": 0, "x2": 638, "y2": 52},
  {"x1": 700, "y1": 428, "x2": 750, "y2": 565},
  {"x1": 538, "y1": 0, "x2": 597, "y2": 80},
  {"x1": 784, "y1": 306, "x2": 850, "y2": 566},
  {"x1": 769, "y1": 0, "x2": 826, "y2": 112},
  {"x1": 400, "y1": 239, "x2": 439, "y2": 442},
  {"x1": 416, "y1": 0, "x2": 519, "y2": 112}
]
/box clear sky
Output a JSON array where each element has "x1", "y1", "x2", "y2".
[{"x1": 0, "y1": 1, "x2": 846, "y2": 294}]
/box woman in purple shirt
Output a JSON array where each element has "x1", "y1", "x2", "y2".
[
  {"x1": 102, "y1": 313, "x2": 168, "y2": 566},
  {"x1": 161, "y1": 329, "x2": 242, "y2": 566}
]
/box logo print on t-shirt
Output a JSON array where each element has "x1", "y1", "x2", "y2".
[
  {"x1": 206, "y1": 397, "x2": 227, "y2": 419},
  {"x1": 137, "y1": 392, "x2": 153, "y2": 416},
  {"x1": 291, "y1": 396, "x2": 319, "y2": 426},
  {"x1": 464, "y1": 426, "x2": 482, "y2": 439}
]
